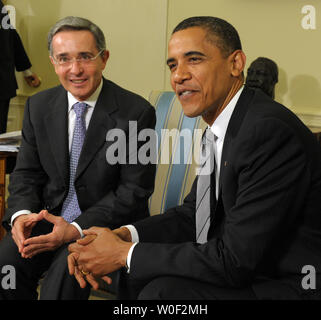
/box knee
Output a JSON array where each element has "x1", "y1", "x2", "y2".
[
  {"x1": 138, "y1": 277, "x2": 182, "y2": 300},
  {"x1": 0, "y1": 233, "x2": 19, "y2": 265}
]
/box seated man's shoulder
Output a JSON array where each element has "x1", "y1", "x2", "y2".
[
  {"x1": 247, "y1": 88, "x2": 308, "y2": 134},
  {"x1": 28, "y1": 85, "x2": 65, "y2": 106}
]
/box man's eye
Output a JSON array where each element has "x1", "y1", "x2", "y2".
[
  {"x1": 168, "y1": 63, "x2": 176, "y2": 70},
  {"x1": 80, "y1": 54, "x2": 92, "y2": 61},
  {"x1": 58, "y1": 56, "x2": 70, "y2": 63},
  {"x1": 189, "y1": 57, "x2": 201, "y2": 63}
]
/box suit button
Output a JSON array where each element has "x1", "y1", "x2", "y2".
[{"x1": 45, "y1": 204, "x2": 50, "y2": 210}]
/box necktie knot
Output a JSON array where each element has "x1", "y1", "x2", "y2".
[
  {"x1": 73, "y1": 102, "x2": 87, "y2": 119},
  {"x1": 200, "y1": 128, "x2": 216, "y2": 163},
  {"x1": 204, "y1": 128, "x2": 216, "y2": 144}
]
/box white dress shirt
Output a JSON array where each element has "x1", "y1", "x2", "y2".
[
  {"x1": 124, "y1": 86, "x2": 244, "y2": 271},
  {"x1": 210, "y1": 86, "x2": 244, "y2": 200},
  {"x1": 22, "y1": 69, "x2": 33, "y2": 77},
  {"x1": 10, "y1": 79, "x2": 103, "y2": 238}
]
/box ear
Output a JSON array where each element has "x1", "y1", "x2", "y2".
[
  {"x1": 101, "y1": 50, "x2": 110, "y2": 66},
  {"x1": 49, "y1": 55, "x2": 59, "y2": 74},
  {"x1": 230, "y1": 50, "x2": 246, "y2": 77},
  {"x1": 49, "y1": 55, "x2": 55, "y2": 66}
]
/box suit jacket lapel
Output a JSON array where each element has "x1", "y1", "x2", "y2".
[
  {"x1": 209, "y1": 87, "x2": 254, "y2": 234},
  {"x1": 44, "y1": 86, "x2": 69, "y2": 186},
  {"x1": 218, "y1": 87, "x2": 254, "y2": 197},
  {"x1": 75, "y1": 79, "x2": 118, "y2": 179}
]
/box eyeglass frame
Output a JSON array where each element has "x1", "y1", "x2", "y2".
[{"x1": 51, "y1": 49, "x2": 105, "y2": 66}]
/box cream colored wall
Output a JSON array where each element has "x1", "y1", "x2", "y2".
[
  {"x1": 5, "y1": 0, "x2": 321, "y2": 130},
  {"x1": 8, "y1": 0, "x2": 168, "y2": 100},
  {"x1": 166, "y1": 0, "x2": 321, "y2": 121}
]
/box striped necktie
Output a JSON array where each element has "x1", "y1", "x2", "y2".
[{"x1": 196, "y1": 128, "x2": 216, "y2": 244}]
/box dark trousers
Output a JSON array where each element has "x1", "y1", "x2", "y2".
[
  {"x1": 0, "y1": 221, "x2": 91, "y2": 300},
  {"x1": 117, "y1": 271, "x2": 257, "y2": 300},
  {"x1": 0, "y1": 99, "x2": 10, "y2": 134}
]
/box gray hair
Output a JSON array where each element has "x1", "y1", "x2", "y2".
[{"x1": 48, "y1": 16, "x2": 106, "y2": 56}]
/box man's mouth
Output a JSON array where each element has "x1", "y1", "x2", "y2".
[
  {"x1": 70, "y1": 79, "x2": 87, "y2": 84},
  {"x1": 177, "y1": 89, "x2": 198, "y2": 99},
  {"x1": 180, "y1": 90, "x2": 193, "y2": 96}
]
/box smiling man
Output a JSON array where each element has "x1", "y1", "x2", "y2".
[
  {"x1": 49, "y1": 28, "x2": 108, "y2": 101},
  {"x1": 68, "y1": 16, "x2": 321, "y2": 300},
  {"x1": 0, "y1": 16, "x2": 156, "y2": 300}
]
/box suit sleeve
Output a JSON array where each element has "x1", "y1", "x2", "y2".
[
  {"x1": 13, "y1": 30, "x2": 32, "y2": 72},
  {"x1": 3, "y1": 98, "x2": 48, "y2": 230},
  {"x1": 129, "y1": 118, "x2": 310, "y2": 288},
  {"x1": 74, "y1": 104, "x2": 157, "y2": 229},
  {"x1": 0, "y1": 2, "x2": 31, "y2": 71}
]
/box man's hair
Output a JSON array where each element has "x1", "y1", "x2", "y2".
[
  {"x1": 47, "y1": 16, "x2": 106, "y2": 56},
  {"x1": 172, "y1": 16, "x2": 242, "y2": 57}
]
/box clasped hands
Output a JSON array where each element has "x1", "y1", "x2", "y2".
[
  {"x1": 11, "y1": 210, "x2": 80, "y2": 258},
  {"x1": 11, "y1": 208, "x2": 133, "y2": 289},
  {"x1": 67, "y1": 227, "x2": 133, "y2": 289}
]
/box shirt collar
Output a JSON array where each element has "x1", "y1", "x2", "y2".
[
  {"x1": 67, "y1": 79, "x2": 103, "y2": 112},
  {"x1": 210, "y1": 86, "x2": 244, "y2": 141}
]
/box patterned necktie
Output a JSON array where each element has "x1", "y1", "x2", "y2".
[
  {"x1": 61, "y1": 102, "x2": 87, "y2": 223},
  {"x1": 196, "y1": 128, "x2": 216, "y2": 244}
]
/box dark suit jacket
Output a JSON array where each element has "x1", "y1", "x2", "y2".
[
  {"x1": 3, "y1": 78, "x2": 156, "y2": 231},
  {"x1": 0, "y1": 1, "x2": 31, "y2": 100},
  {"x1": 130, "y1": 87, "x2": 321, "y2": 299}
]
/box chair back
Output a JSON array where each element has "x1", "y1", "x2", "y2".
[{"x1": 148, "y1": 91, "x2": 206, "y2": 215}]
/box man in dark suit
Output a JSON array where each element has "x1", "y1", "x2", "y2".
[
  {"x1": 68, "y1": 16, "x2": 321, "y2": 300},
  {"x1": 0, "y1": 0, "x2": 40, "y2": 133},
  {"x1": 0, "y1": 16, "x2": 156, "y2": 300}
]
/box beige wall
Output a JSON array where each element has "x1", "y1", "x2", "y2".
[
  {"x1": 8, "y1": 0, "x2": 168, "y2": 100},
  {"x1": 166, "y1": 0, "x2": 321, "y2": 120},
  {"x1": 5, "y1": 0, "x2": 321, "y2": 128}
]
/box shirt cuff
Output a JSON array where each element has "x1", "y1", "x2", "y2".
[
  {"x1": 123, "y1": 224, "x2": 139, "y2": 243},
  {"x1": 126, "y1": 242, "x2": 138, "y2": 273},
  {"x1": 22, "y1": 69, "x2": 33, "y2": 77},
  {"x1": 70, "y1": 222, "x2": 84, "y2": 238},
  {"x1": 11, "y1": 210, "x2": 32, "y2": 226}
]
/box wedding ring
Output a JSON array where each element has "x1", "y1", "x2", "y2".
[{"x1": 81, "y1": 269, "x2": 90, "y2": 276}]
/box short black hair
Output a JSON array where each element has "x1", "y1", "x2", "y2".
[{"x1": 172, "y1": 16, "x2": 242, "y2": 57}]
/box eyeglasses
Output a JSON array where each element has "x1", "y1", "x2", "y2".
[{"x1": 51, "y1": 50, "x2": 104, "y2": 66}]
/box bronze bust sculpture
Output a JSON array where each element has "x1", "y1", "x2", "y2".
[{"x1": 246, "y1": 57, "x2": 278, "y2": 99}]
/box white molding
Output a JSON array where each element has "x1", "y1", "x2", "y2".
[{"x1": 296, "y1": 113, "x2": 321, "y2": 128}]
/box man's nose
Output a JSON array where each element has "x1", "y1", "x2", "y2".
[
  {"x1": 69, "y1": 60, "x2": 84, "y2": 74},
  {"x1": 172, "y1": 64, "x2": 191, "y2": 84}
]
